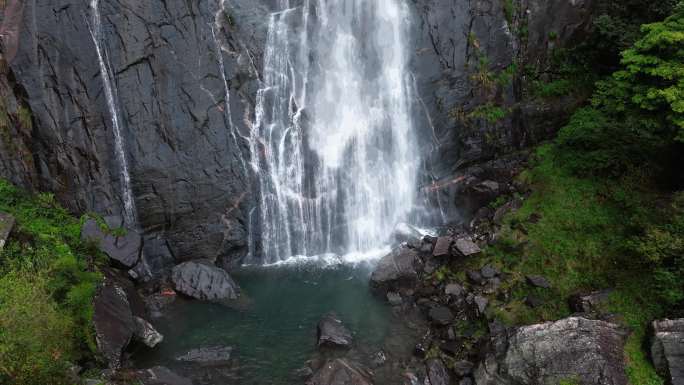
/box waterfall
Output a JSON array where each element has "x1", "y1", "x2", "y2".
[
  {"x1": 250, "y1": 0, "x2": 418, "y2": 263},
  {"x1": 88, "y1": 0, "x2": 137, "y2": 226}
]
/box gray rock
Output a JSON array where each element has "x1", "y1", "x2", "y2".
[
  {"x1": 475, "y1": 317, "x2": 629, "y2": 385},
  {"x1": 429, "y1": 306, "x2": 454, "y2": 326},
  {"x1": 317, "y1": 312, "x2": 353, "y2": 349},
  {"x1": 171, "y1": 260, "x2": 240, "y2": 302},
  {"x1": 82, "y1": 219, "x2": 141, "y2": 268},
  {"x1": 473, "y1": 295, "x2": 488, "y2": 315},
  {"x1": 306, "y1": 359, "x2": 373, "y2": 385},
  {"x1": 445, "y1": 283, "x2": 465, "y2": 297},
  {"x1": 176, "y1": 346, "x2": 233, "y2": 364},
  {"x1": 569, "y1": 289, "x2": 613, "y2": 314},
  {"x1": 650, "y1": 318, "x2": 684, "y2": 384},
  {"x1": 387, "y1": 292, "x2": 403, "y2": 306},
  {"x1": 454, "y1": 238, "x2": 481, "y2": 257},
  {"x1": 432, "y1": 236, "x2": 453, "y2": 257},
  {"x1": 458, "y1": 378, "x2": 473, "y2": 385},
  {"x1": 0, "y1": 212, "x2": 15, "y2": 250},
  {"x1": 480, "y1": 264, "x2": 499, "y2": 279},
  {"x1": 467, "y1": 270, "x2": 485, "y2": 285},
  {"x1": 370, "y1": 246, "x2": 420, "y2": 294},
  {"x1": 426, "y1": 358, "x2": 451, "y2": 385},
  {"x1": 526, "y1": 274, "x2": 552, "y2": 289},
  {"x1": 133, "y1": 316, "x2": 163, "y2": 348},
  {"x1": 93, "y1": 269, "x2": 145, "y2": 369}
]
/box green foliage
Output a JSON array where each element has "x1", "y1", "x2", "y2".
[
  {"x1": 0, "y1": 179, "x2": 103, "y2": 382},
  {"x1": 468, "y1": 103, "x2": 509, "y2": 124},
  {"x1": 483, "y1": 144, "x2": 676, "y2": 383},
  {"x1": 502, "y1": 0, "x2": 516, "y2": 24},
  {"x1": 557, "y1": 4, "x2": 684, "y2": 178},
  {"x1": 0, "y1": 272, "x2": 76, "y2": 385}
]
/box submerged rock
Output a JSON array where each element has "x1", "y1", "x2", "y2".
[
  {"x1": 171, "y1": 259, "x2": 240, "y2": 302},
  {"x1": 317, "y1": 312, "x2": 353, "y2": 349},
  {"x1": 650, "y1": 318, "x2": 684, "y2": 384},
  {"x1": 176, "y1": 346, "x2": 234, "y2": 364},
  {"x1": 475, "y1": 317, "x2": 628, "y2": 385},
  {"x1": 370, "y1": 246, "x2": 420, "y2": 295},
  {"x1": 121, "y1": 366, "x2": 192, "y2": 385},
  {"x1": 306, "y1": 359, "x2": 373, "y2": 385},
  {"x1": 82, "y1": 218, "x2": 142, "y2": 268}
]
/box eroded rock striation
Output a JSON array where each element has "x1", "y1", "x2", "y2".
[{"x1": 475, "y1": 317, "x2": 629, "y2": 385}]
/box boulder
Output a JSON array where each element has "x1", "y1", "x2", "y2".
[
  {"x1": 93, "y1": 270, "x2": 146, "y2": 369},
  {"x1": 452, "y1": 360, "x2": 474, "y2": 377},
  {"x1": 306, "y1": 359, "x2": 373, "y2": 385},
  {"x1": 650, "y1": 318, "x2": 684, "y2": 384},
  {"x1": 475, "y1": 317, "x2": 629, "y2": 385},
  {"x1": 370, "y1": 246, "x2": 420, "y2": 294},
  {"x1": 0, "y1": 212, "x2": 15, "y2": 250},
  {"x1": 454, "y1": 238, "x2": 481, "y2": 257},
  {"x1": 525, "y1": 274, "x2": 551, "y2": 289},
  {"x1": 133, "y1": 317, "x2": 163, "y2": 348},
  {"x1": 317, "y1": 312, "x2": 353, "y2": 349},
  {"x1": 445, "y1": 283, "x2": 465, "y2": 297},
  {"x1": 82, "y1": 218, "x2": 141, "y2": 268},
  {"x1": 176, "y1": 346, "x2": 234, "y2": 364},
  {"x1": 426, "y1": 358, "x2": 451, "y2": 385},
  {"x1": 171, "y1": 259, "x2": 240, "y2": 302},
  {"x1": 429, "y1": 306, "x2": 454, "y2": 326},
  {"x1": 432, "y1": 236, "x2": 453, "y2": 257}
]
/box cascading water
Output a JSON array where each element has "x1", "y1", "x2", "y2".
[
  {"x1": 88, "y1": 0, "x2": 137, "y2": 226},
  {"x1": 250, "y1": 0, "x2": 418, "y2": 263}
]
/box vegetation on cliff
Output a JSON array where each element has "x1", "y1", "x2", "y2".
[
  {"x1": 0, "y1": 180, "x2": 102, "y2": 384},
  {"x1": 479, "y1": 3, "x2": 684, "y2": 384}
]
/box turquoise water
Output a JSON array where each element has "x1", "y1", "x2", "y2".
[{"x1": 134, "y1": 263, "x2": 408, "y2": 385}]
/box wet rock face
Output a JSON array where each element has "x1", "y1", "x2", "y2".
[
  {"x1": 317, "y1": 312, "x2": 353, "y2": 349},
  {"x1": 171, "y1": 259, "x2": 240, "y2": 302},
  {"x1": 5, "y1": 0, "x2": 268, "y2": 268},
  {"x1": 475, "y1": 317, "x2": 629, "y2": 385},
  {"x1": 650, "y1": 318, "x2": 684, "y2": 384}
]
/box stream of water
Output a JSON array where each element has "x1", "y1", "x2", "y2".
[{"x1": 88, "y1": 0, "x2": 137, "y2": 226}]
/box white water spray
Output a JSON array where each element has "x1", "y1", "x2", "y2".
[
  {"x1": 250, "y1": 0, "x2": 418, "y2": 263},
  {"x1": 88, "y1": 0, "x2": 137, "y2": 226}
]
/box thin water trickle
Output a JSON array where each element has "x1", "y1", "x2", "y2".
[
  {"x1": 88, "y1": 0, "x2": 137, "y2": 226},
  {"x1": 250, "y1": 0, "x2": 418, "y2": 263}
]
